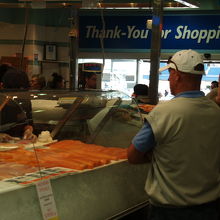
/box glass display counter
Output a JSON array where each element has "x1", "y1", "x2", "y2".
[{"x1": 0, "y1": 90, "x2": 149, "y2": 220}]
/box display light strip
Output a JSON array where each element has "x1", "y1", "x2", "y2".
[{"x1": 173, "y1": 0, "x2": 199, "y2": 8}]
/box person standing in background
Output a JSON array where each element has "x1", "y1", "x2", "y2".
[
  {"x1": 206, "y1": 78, "x2": 220, "y2": 105},
  {"x1": 132, "y1": 84, "x2": 150, "y2": 104},
  {"x1": 30, "y1": 74, "x2": 46, "y2": 90},
  {"x1": 127, "y1": 49, "x2": 220, "y2": 220},
  {"x1": 49, "y1": 72, "x2": 65, "y2": 89},
  {"x1": 0, "y1": 64, "x2": 13, "y2": 89},
  {"x1": 1, "y1": 67, "x2": 30, "y2": 89},
  {"x1": 164, "y1": 89, "x2": 168, "y2": 97},
  {"x1": 211, "y1": 80, "x2": 218, "y2": 90},
  {"x1": 84, "y1": 72, "x2": 97, "y2": 89},
  {"x1": 0, "y1": 67, "x2": 36, "y2": 141}
]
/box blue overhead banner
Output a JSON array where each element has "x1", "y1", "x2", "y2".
[{"x1": 79, "y1": 15, "x2": 220, "y2": 52}]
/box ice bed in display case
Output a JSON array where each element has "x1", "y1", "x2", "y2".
[{"x1": 0, "y1": 90, "x2": 149, "y2": 220}]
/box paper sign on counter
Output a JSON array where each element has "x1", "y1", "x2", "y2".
[{"x1": 36, "y1": 179, "x2": 59, "y2": 220}]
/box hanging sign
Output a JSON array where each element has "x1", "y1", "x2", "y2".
[
  {"x1": 82, "y1": 63, "x2": 103, "y2": 72},
  {"x1": 79, "y1": 14, "x2": 220, "y2": 51}
]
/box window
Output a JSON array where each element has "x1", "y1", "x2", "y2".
[
  {"x1": 78, "y1": 59, "x2": 220, "y2": 100},
  {"x1": 78, "y1": 59, "x2": 137, "y2": 96}
]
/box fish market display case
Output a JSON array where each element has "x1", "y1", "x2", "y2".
[{"x1": 0, "y1": 90, "x2": 149, "y2": 220}]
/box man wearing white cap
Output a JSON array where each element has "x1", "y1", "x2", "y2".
[{"x1": 127, "y1": 49, "x2": 220, "y2": 220}]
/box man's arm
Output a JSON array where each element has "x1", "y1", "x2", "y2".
[
  {"x1": 215, "y1": 75, "x2": 220, "y2": 106},
  {"x1": 127, "y1": 120, "x2": 156, "y2": 164},
  {"x1": 127, "y1": 144, "x2": 152, "y2": 164}
]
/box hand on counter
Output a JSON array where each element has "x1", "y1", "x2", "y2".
[
  {"x1": 127, "y1": 144, "x2": 152, "y2": 164},
  {"x1": 112, "y1": 108, "x2": 132, "y2": 122},
  {"x1": 0, "y1": 133, "x2": 15, "y2": 142},
  {"x1": 23, "y1": 125, "x2": 37, "y2": 142}
]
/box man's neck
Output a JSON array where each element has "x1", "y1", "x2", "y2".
[{"x1": 174, "y1": 86, "x2": 200, "y2": 95}]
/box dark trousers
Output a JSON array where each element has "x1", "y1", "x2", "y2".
[{"x1": 148, "y1": 199, "x2": 220, "y2": 220}]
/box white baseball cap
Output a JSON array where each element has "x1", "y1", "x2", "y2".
[{"x1": 159, "y1": 49, "x2": 205, "y2": 75}]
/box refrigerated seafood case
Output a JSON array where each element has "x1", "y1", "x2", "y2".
[{"x1": 0, "y1": 90, "x2": 149, "y2": 220}]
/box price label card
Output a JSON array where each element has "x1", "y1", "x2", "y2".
[{"x1": 36, "y1": 179, "x2": 59, "y2": 220}]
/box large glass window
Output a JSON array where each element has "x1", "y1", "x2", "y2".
[
  {"x1": 203, "y1": 63, "x2": 220, "y2": 94},
  {"x1": 138, "y1": 60, "x2": 171, "y2": 100},
  {"x1": 78, "y1": 59, "x2": 220, "y2": 101},
  {"x1": 138, "y1": 60, "x2": 150, "y2": 85},
  {"x1": 110, "y1": 60, "x2": 137, "y2": 96},
  {"x1": 78, "y1": 59, "x2": 137, "y2": 96}
]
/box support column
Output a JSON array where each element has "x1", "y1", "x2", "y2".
[
  {"x1": 69, "y1": 7, "x2": 79, "y2": 90},
  {"x1": 149, "y1": 0, "x2": 163, "y2": 104}
]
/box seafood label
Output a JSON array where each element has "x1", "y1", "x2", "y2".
[{"x1": 36, "y1": 179, "x2": 59, "y2": 220}]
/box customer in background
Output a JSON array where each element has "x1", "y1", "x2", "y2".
[
  {"x1": 132, "y1": 84, "x2": 150, "y2": 104},
  {"x1": 49, "y1": 72, "x2": 65, "y2": 89},
  {"x1": 206, "y1": 77, "x2": 220, "y2": 105},
  {"x1": 0, "y1": 64, "x2": 13, "y2": 88},
  {"x1": 164, "y1": 89, "x2": 168, "y2": 97},
  {"x1": 84, "y1": 72, "x2": 97, "y2": 89},
  {"x1": 1, "y1": 67, "x2": 29, "y2": 89},
  {"x1": 0, "y1": 67, "x2": 36, "y2": 141},
  {"x1": 127, "y1": 49, "x2": 220, "y2": 220},
  {"x1": 30, "y1": 74, "x2": 46, "y2": 90},
  {"x1": 211, "y1": 80, "x2": 218, "y2": 90}
]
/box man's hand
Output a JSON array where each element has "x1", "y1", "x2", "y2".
[
  {"x1": 127, "y1": 144, "x2": 152, "y2": 164},
  {"x1": 23, "y1": 126, "x2": 37, "y2": 142},
  {"x1": 215, "y1": 74, "x2": 220, "y2": 105},
  {"x1": 0, "y1": 133, "x2": 14, "y2": 142},
  {"x1": 215, "y1": 95, "x2": 220, "y2": 105}
]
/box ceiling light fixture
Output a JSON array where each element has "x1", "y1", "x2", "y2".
[{"x1": 173, "y1": 0, "x2": 199, "y2": 8}]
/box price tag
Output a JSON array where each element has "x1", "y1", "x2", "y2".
[{"x1": 36, "y1": 179, "x2": 59, "y2": 220}]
